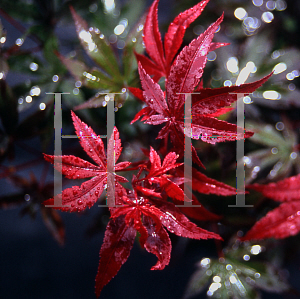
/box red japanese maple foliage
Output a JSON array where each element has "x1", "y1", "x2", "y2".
[
  {"x1": 43, "y1": 111, "x2": 222, "y2": 297},
  {"x1": 136, "y1": 0, "x2": 228, "y2": 81},
  {"x1": 43, "y1": 111, "x2": 130, "y2": 212},
  {"x1": 96, "y1": 190, "x2": 221, "y2": 297},
  {"x1": 42, "y1": 0, "x2": 274, "y2": 297},
  {"x1": 130, "y1": 0, "x2": 272, "y2": 166},
  {"x1": 241, "y1": 174, "x2": 300, "y2": 241}
]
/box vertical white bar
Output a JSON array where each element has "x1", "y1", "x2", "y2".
[
  {"x1": 45, "y1": 92, "x2": 70, "y2": 208},
  {"x1": 174, "y1": 92, "x2": 202, "y2": 207},
  {"x1": 228, "y1": 93, "x2": 253, "y2": 208},
  {"x1": 95, "y1": 92, "x2": 122, "y2": 208},
  {"x1": 54, "y1": 93, "x2": 62, "y2": 207},
  {"x1": 106, "y1": 94, "x2": 115, "y2": 207},
  {"x1": 184, "y1": 93, "x2": 193, "y2": 206}
]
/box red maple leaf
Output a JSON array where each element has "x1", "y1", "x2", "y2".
[
  {"x1": 133, "y1": 147, "x2": 237, "y2": 221},
  {"x1": 43, "y1": 111, "x2": 130, "y2": 212},
  {"x1": 133, "y1": 146, "x2": 188, "y2": 201},
  {"x1": 95, "y1": 190, "x2": 222, "y2": 297},
  {"x1": 131, "y1": 64, "x2": 271, "y2": 167},
  {"x1": 241, "y1": 174, "x2": 300, "y2": 241},
  {"x1": 42, "y1": 113, "x2": 222, "y2": 297},
  {"x1": 246, "y1": 174, "x2": 300, "y2": 202},
  {"x1": 130, "y1": 3, "x2": 272, "y2": 166},
  {"x1": 175, "y1": 166, "x2": 242, "y2": 197},
  {"x1": 136, "y1": 0, "x2": 228, "y2": 81},
  {"x1": 40, "y1": 1, "x2": 280, "y2": 296}
]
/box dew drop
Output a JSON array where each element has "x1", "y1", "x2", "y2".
[
  {"x1": 290, "y1": 225, "x2": 296, "y2": 231},
  {"x1": 226, "y1": 264, "x2": 232, "y2": 270},
  {"x1": 200, "y1": 258, "x2": 211, "y2": 267},
  {"x1": 290, "y1": 152, "x2": 297, "y2": 159},
  {"x1": 77, "y1": 199, "x2": 83, "y2": 205},
  {"x1": 243, "y1": 254, "x2": 250, "y2": 261},
  {"x1": 254, "y1": 272, "x2": 261, "y2": 278},
  {"x1": 24, "y1": 194, "x2": 30, "y2": 201}
]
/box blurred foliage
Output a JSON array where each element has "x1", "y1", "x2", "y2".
[
  {"x1": 0, "y1": 0, "x2": 300, "y2": 298},
  {"x1": 184, "y1": 239, "x2": 290, "y2": 299},
  {"x1": 242, "y1": 118, "x2": 300, "y2": 184}
]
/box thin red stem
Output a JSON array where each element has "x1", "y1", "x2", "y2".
[
  {"x1": 0, "y1": 8, "x2": 42, "y2": 45},
  {"x1": 0, "y1": 158, "x2": 43, "y2": 179},
  {"x1": 0, "y1": 8, "x2": 42, "y2": 44}
]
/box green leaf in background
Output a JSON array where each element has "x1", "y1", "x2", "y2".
[
  {"x1": 85, "y1": 67, "x2": 120, "y2": 90},
  {"x1": 184, "y1": 243, "x2": 289, "y2": 299},
  {"x1": 58, "y1": 2, "x2": 147, "y2": 112},
  {"x1": 242, "y1": 120, "x2": 300, "y2": 183},
  {"x1": 122, "y1": 10, "x2": 146, "y2": 82},
  {"x1": 42, "y1": 33, "x2": 65, "y2": 74},
  {"x1": 70, "y1": 6, "x2": 122, "y2": 80},
  {"x1": 215, "y1": 26, "x2": 300, "y2": 109},
  {"x1": 59, "y1": 53, "x2": 116, "y2": 90}
]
